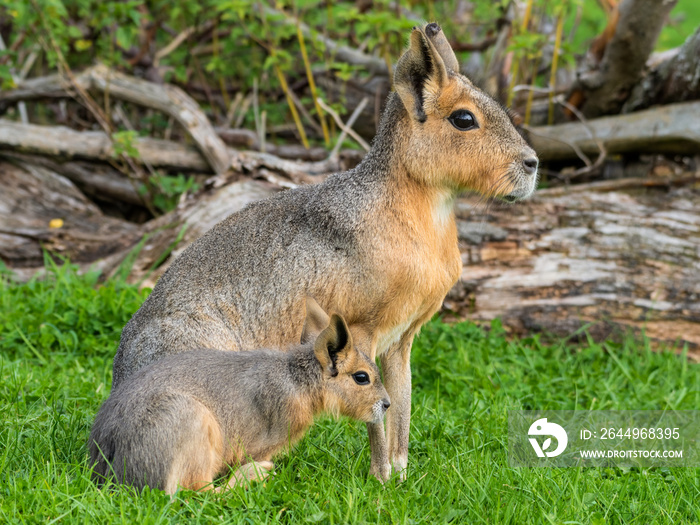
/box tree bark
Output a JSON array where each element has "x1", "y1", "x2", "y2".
[
  {"x1": 448, "y1": 183, "x2": 700, "y2": 352},
  {"x1": 0, "y1": 160, "x2": 141, "y2": 276},
  {"x1": 1, "y1": 153, "x2": 145, "y2": 205}
]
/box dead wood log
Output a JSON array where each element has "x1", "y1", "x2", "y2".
[
  {"x1": 526, "y1": 101, "x2": 700, "y2": 162},
  {"x1": 573, "y1": 0, "x2": 678, "y2": 118},
  {"x1": 0, "y1": 160, "x2": 142, "y2": 279},
  {"x1": 447, "y1": 183, "x2": 700, "y2": 352},
  {"x1": 5, "y1": 157, "x2": 698, "y2": 353},
  {"x1": 0, "y1": 120, "x2": 358, "y2": 188},
  {"x1": 0, "y1": 118, "x2": 212, "y2": 171},
  {"x1": 0, "y1": 158, "x2": 277, "y2": 281},
  {"x1": 0, "y1": 65, "x2": 231, "y2": 174},
  {"x1": 1, "y1": 152, "x2": 144, "y2": 205}
]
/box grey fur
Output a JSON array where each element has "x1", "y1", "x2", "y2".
[
  {"x1": 110, "y1": 23, "x2": 537, "y2": 481},
  {"x1": 113, "y1": 149, "x2": 388, "y2": 385},
  {"x1": 90, "y1": 314, "x2": 389, "y2": 494}
]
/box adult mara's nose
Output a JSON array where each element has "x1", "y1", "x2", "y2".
[
  {"x1": 523, "y1": 153, "x2": 539, "y2": 176},
  {"x1": 522, "y1": 147, "x2": 540, "y2": 175}
]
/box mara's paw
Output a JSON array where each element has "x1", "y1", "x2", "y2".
[
  {"x1": 392, "y1": 453, "x2": 408, "y2": 482},
  {"x1": 392, "y1": 463, "x2": 407, "y2": 482},
  {"x1": 369, "y1": 461, "x2": 392, "y2": 483},
  {"x1": 226, "y1": 460, "x2": 274, "y2": 489}
]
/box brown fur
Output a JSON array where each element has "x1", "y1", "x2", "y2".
[
  {"x1": 90, "y1": 302, "x2": 390, "y2": 495},
  {"x1": 111, "y1": 23, "x2": 538, "y2": 481}
]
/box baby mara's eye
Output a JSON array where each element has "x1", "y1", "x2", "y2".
[
  {"x1": 448, "y1": 110, "x2": 478, "y2": 131},
  {"x1": 352, "y1": 371, "x2": 370, "y2": 385}
]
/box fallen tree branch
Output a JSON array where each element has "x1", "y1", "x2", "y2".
[
  {"x1": 215, "y1": 127, "x2": 330, "y2": 161},
  {"x1": 526, "y1": 101, "x2": 700, "y2": 161},
  {"x1": 535, "y1": 173, "x2": 700, "y2": 197},
  {"x1": 0, "y1": 119, "x2": 356, "y2": 186},
  {"x1": 238, "y1": 151, "x2": 336, "y2": 180},
  {"x1": 0, "y1": 64, "x2": 232, "y2": 174},
  {"x1": 0, "y1": 118, "x2": 212, "y2": 171}
]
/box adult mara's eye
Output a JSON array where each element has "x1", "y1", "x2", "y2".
[
  {"x1": 352, "y1": 372, "x2": 370, "y2": 385},
  {"x1": 448, "y1": 110, "x2": 478, "y2": 131}
]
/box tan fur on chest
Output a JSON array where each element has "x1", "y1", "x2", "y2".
[{"x1": 359, "y1": 180, "x2": 462, "y2": 356}]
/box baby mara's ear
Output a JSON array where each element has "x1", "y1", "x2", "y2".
[
  {"x1": 314, "y1": 314, "x2": 353, "y2": 377},
  {"x1": 301, "y1": 296, "x2": 330, "y2": 344},
  {"x1": 394, "y1": 23, "x2": 457, "y2": 123}
]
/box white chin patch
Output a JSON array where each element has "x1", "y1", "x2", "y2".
[{"x1": 508, "y1": 172, "x2": 538, "y2": 201}]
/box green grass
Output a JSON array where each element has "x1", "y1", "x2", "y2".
[{"x1": 0, "y1": 262, "x2": 698, "y2": 524}]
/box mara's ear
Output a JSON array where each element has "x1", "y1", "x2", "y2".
[
  {"x1": 314, "y1": 314, "x2": 353, "y2": 376},
  {"x1": 394, "y1": 25, "x2": 449, "y2": 122},
  {"x1": 301, "y1": 297, "x2": 330, "y2": 344},
  {"x1": 424, "y1": 22, "x2": 459, "y2": 73}
]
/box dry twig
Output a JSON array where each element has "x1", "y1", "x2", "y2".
[
  {"x1": 316, "y1": 98, "x2": 371, "y2": 151},
  {"x1": 329, "y1": 97, "x2": 369, "y2": 159}
]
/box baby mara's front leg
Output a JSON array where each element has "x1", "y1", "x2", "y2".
[{"x1": 221, "y1": 460, "x2": 275, "y2": 490}]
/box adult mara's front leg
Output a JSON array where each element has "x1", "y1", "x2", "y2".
[
  {"x1": 367, "y1": 420, "x2": 390, "y2": 482},
  {"x1": 381, "y1": 334, "x2": 413, "y2": 481}
]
